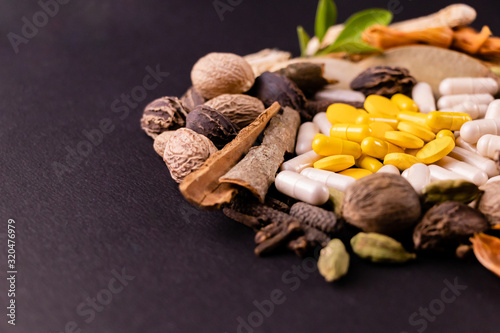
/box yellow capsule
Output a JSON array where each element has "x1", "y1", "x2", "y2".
[
  {"x1": 426, "y1": 111, "x2": 472, "y2": 131},
  {"x1": 416, "y1": 137, "x2": 455, "y2": 164},
  {"x1": 364, "y1": 95, "x2": 400, "y2": 117},
  {"x1": 356, "y1": 114, "x2": 398, "y2": 129},
  {"x1": 397, "y1": 110, "x2": 428, "y2": 126},
  {"x1": 311, "y1": 133, "x2": 362, "y2": 158},
  {"x1": 313, "y1": 155, "x2": 355, "y2": 172},
  {"x1": 356, "y1": 155, "x2": 383, "y2": 173},
  {"x1": 384, "y1": 153, "x2": 422, "y2": 171},
  {"x1": 326, "y1": 103, "x2": 365, "y2": 124},
  {"x1": 390, "y1": 93, "x2": 419, "y2": 112},
  {"x1": 338, "y1": 168, "x2": 373, "y2": 179},
  {"x1": 330, "y1": 124, "x2": 371, "y2": 143},
  {"x1": 436, "y1": 129, "x2": 456, "y2": 142},
  {"x1": 384, "y1": 131, "x2": 424, "y2": 149},
  {"x1": 369, "y1": 122, "x2": 396, "y2": 140},
  {"x1": 397, "y1": 121, "x2": 436, "y2": 142},
  {"x1": 360, "y1": 137, "x2": 404, "y2": 159}
]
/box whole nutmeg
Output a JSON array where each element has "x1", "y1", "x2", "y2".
[
  {"x1": 180, "y1": 86, "x2": 206, "y2": 112},
  {"x1": 478, "y1": 181, "x2": 500, "y2": 225},
  {"x1": 191, "y1": 52, "x2": 255, "y2": 99},
  {"x1": 413, "y1": 201, "x2": 489, "y2": 251},
  {"x1": 204, "y1": 94, "x2": 265, "y2": 128},
  {"x1": 153, "y1": 131, "x2": 175, "y2": 157},
  {"x1": 350, "y1": 66, "x2": 417, "y2": 97},
  {"x1": 342, "y1": 173, "x2": 421, "y2": 234},
  {"x1": 186, "y1": 105, "x2": 239, "y2": 149},
  {"x1": 163, "y1": 128, "x2": 217, "y2": 183},
  {"x1": 140, "y1": 97, "x2": 188, "y2": 138}
]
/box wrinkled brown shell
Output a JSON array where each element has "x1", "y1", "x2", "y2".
[
  {"x1": 180, "y1": 86, "x2": 206, "y2": 112},
  {"x1": 350, "y1": 66, "x2": 417, "y2": 97},
  {"x1": 153, "y1": 131, "x2": 175, "y2": 156},
  {"x1": 413, "y1": 201, "x2": 489, "y2": 251},
  {"x1": 274, "y1": 62, "x2": 330, "y2": 97},
  {"x1": 163, "y1": 128, "x2": 217, "y2": 183},
  {"x1": 204, "y1": 94, "x2": 265, "y2": 128},
  {"x1": 186, "y1": 105, "x2": 239, "y2": 149},
  {"x1": 191, "y1": 52, "x2": 255, "y2": 99},
  {"x1": 140, "y1": 97, "x2": 188, "y2": 138},
  {"x1": 342, "y1": 173, "x2": 421, "y2": 234},
  {"x1": 478, "y1": 182, "x2": 500, "y2": 226}
]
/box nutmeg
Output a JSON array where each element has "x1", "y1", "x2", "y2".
[
  {"x1": 186, "y1": 105, "x2": 239, "y2": 149},
  {"x1": 342, "y1": 173, "x2": 421, "y2": 234},
  {"x1": 478, "y1": 181, "x2": 500, "y2": 226},
  {"x1": 163, "y1": 128, "x2": 217, "y2": 183},
  {"x1": 140, "y1": 97, "x2": 188, "y2": 138},
  {"x1": 204, "y1": 94, "x2": 265, "y2": 128},
  {"x1": 180, "y1": 86, "x2": 206, "y2": 112},
  {"x1": 153, "y1": 131, "x2": 175, "y2": 157},
  {"x1": 191, "y1": 52, "x2": 255, "y2": 99}
]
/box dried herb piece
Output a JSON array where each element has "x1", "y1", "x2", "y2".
[
  {"x1": 422, "y1": 179, "x2": 481, "y2": 205},
  {"x1": 317, "y1": 239, "x2": 349, "y2": 282},
  {"x1": 289, "y1": 202, "x2": 341, "y2": 234},
  {"x1": 186, "y1": 105, "x2": 239, "y2": 149},
  {"x1": 362, "y1": 25, "x2": 454, "y2": 50},
  {"x1": 180, "y1": 86, "x2": 206, "y2": 112},
  {"x1": 140, "y1": 97, "x2": 188, "y2": 138},
  {"x1": 350, "y1": 66, "x2": 417, "y2": 97},
  {"x1": 342, "y1": 173, "x2": 421, "y2": 234},
  {"x1": 288, "y1": 226, "x2": 331, "y2": 258},
  {"x1": 243, "y1": 49, "x2": 292, "y2": 77},
  {"x1": 275, "y1": 62, "x2": 333, "y2": 97},
  {"x1": 470, "y1": 233, "x2": 500, "y2": 277},
  {"x1": 413, "y1": 201, "x2": 489, "y2": 251},
  {"x1": 351, "y1": 232, "x2": 416, "y2": 263},
  {"x1": 478, "y1": 181, "x2": 500, "y2": 226},
  {"x1": 204, "y1": 94, "x2": 265, "y2": 129}
]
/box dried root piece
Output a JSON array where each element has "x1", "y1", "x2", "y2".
[
  {"x1": 452, "y1": 26, "x2": 492, "y2": 55},
  {"x1": 350, "y1": 66, "x2": 417, "y2": 97},
  {"x1": 362, "y1": 25, "x2": 454, "y2": 50},
  {"x1": 243, "y1": 49, "x2": 292, "y2": 77},
  {"x1": 255, "y1": 219, "x2": 302, "y2": 256},
  {"x1": 478, "y1": 37, "x2": 500, "y2": 60},
  {"x1": 288, "y1": 226, "x2": 331, "y2": 258}
]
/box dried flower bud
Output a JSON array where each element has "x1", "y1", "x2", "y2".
[
  {"x1": 186, "y1": 105, "x2": 239, "y2": 149},
  {"x1": 350, "y1": 66, "x2": 417, "y2": 97},
  {"x1": 478, "y1": 181, "x2": 500, "y2": 226},
  {"x1": 351, "y1": 232, "x2": 416, "y2": 263},
  {"x1": 140, "y1": 97, "x2": 188, "y2": 138},
  {"x1": 413, "y1": 201, "x2": 489, "y2": 251},
  {"x1": 204, "y1": 94, "x2": 265, "y2": 128},
  {"x1": 317, "y1": 239, "x2": 350, "y2": 282}
]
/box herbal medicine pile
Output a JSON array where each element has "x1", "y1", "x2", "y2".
[{"x1": 141, "y1": 4, "x2": 500, "y2": 282}]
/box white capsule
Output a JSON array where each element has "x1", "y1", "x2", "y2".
[
  {"x1": 401, "y1": 163, "x2": 431, "y2": 194},
  {"x1": 312, "y1": 112, "x2": 332, "y2": 136},
  {"x1": 314, "y1": 88, "x2": 365, "y2": 104},
  {"x1": 428, "y1": 165, "x2": 465, "y2": 182},
  {"x1": 449, "y1": 146, "x2": 499, "y2": 178},
  {"x1": 477, "y1": 134, "x2": 500, "y2": 159},
  {"x1": 300, "y1": 167, "x2": 355, "y2": 192},
  {"x1": 435, "y1": 156, "x2": 488, "y2": 185},
  {"x1": 275, "y1": 171, "x2": 329, "y2": 206},
  {"x1": 281, "y1": 150, "x2": 323, "y2": 173},
  {"x1": 485, "y1": 100, "x2": 500, "y2": 119},
  {"x1": 440, "y1": 101, "x2": 488, "y2": 120},
  {"x1": 456, "y1": 136, "x2": 478, "y2": 153},
  {"x1": 439, "y1": 77, "x2": 498, "y2": 95},
  {"x1": 437, "y1": 94, "x2": 494, "y2": 109},
  {"x1": 295, "y1": 122, "x2": 319, "y2": 155},
  {"x1": 487, "y1": 175, "x2": 500, "y2": 184},
  {"x1": 460, "y1": 118, "x2": 500, "y2": 143},
  {"x1": 376, "y1": 164, "x2": 401, "y2": 175},
  {"x1": 412, "y1": 82, "x2": 436, "y2": 113}
]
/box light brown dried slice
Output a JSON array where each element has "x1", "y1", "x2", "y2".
[
  {"x1": 470, "y1": 233, "x2": 500, "y2": 278},
  {"x1": 179, "y1": 102, "x2": 281, "y2": 209}
]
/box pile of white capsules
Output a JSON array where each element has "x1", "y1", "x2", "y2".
[{"x1": 276, "y1": 77, "x2": 500, "y2": 206}]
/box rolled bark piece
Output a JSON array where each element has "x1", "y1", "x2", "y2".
[
  {"x1": 220, "y1": 107, "x2": 301, "y2": 202},
  {"x1": 179, "y1": 102, "x2": 281, "y2": 209}
]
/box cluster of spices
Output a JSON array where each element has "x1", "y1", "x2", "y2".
[{"x1": 140, "y1": 4, "x2": 500, "y2": 282}]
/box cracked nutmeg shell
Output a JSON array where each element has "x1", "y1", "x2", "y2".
[
  {"x1": 204, "y1": 94, "x2": 265, "y2": 129},
  {"x1": 342, "y1": 173, "x2": 421, "y2": 234},
  {"x1": 186, "y1": 105, "x2": 239, "y2": 149},
  {"x1": 140, "y1": 97, "x2": 188, "y2": 138},
  {"x1": 350, "y1": 66, "x2": 417, "y2": 97}
]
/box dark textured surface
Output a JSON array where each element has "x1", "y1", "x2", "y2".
[{"x1": 1, "y1": 1, "x2": 500, "y2": 332}]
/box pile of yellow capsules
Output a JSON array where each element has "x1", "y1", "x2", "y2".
[{"x1": 278, "y1": 77, "x2": 500, "y2": 206}]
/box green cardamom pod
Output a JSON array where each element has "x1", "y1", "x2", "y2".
[
  {"x1": 328, "y1": 188, "x2": 344, "y2": 218},
  {"x1": 422, "y1": 179, "x2": 481, "y2": 204},
  {"x1": 317, "y1": 239, "x2": 349, "y2": 282},
  {"x1": 350, "y1": 232, "x2": 416, "y2": 264}
]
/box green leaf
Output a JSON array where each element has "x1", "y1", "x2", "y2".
[
  {"x1": 317, "y1": 41, "x2": 381, "y2": 55},
  {"x1": 334, "y1": 9, "x2": 392, "y2": 45},
  {"x1": 315, "y1": 0, "x2": 337, "y2": 42},
  {"x1": 297, "y1": 26, "x2": 311, "y2": 57}
]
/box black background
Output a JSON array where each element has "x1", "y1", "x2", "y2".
[{"x1": 1, "y1": 1, "x2": 500, "y2": 332}]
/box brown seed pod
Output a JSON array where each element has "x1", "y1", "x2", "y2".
[
  {"x1": 478, "y1": 181, "x2": 500, "y2": 226},
  {"x1": 413, "y1": 201, "x2": 489, "y2": 251},
  {"x1": 163, "y1": 128, "x2": 217, "y2": 183},
  {"x1": 140, "y1": 97, "x2": 188, "y2": 138},
  {"x1": 350, "y1": 66, "x2": 417, "y2": 97},
  {"x1": 342, "y1": 173, "x2": 421, "y2": 234},
  {"x1": 191, "y1": 52, "x2": 255, "y2": 99},
  {"x1": 204, "y1": 94, "x2": 265, "y2": 128},
  {"x1": 186, "y1": 105, "x2": 239, "y2": 149}
]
